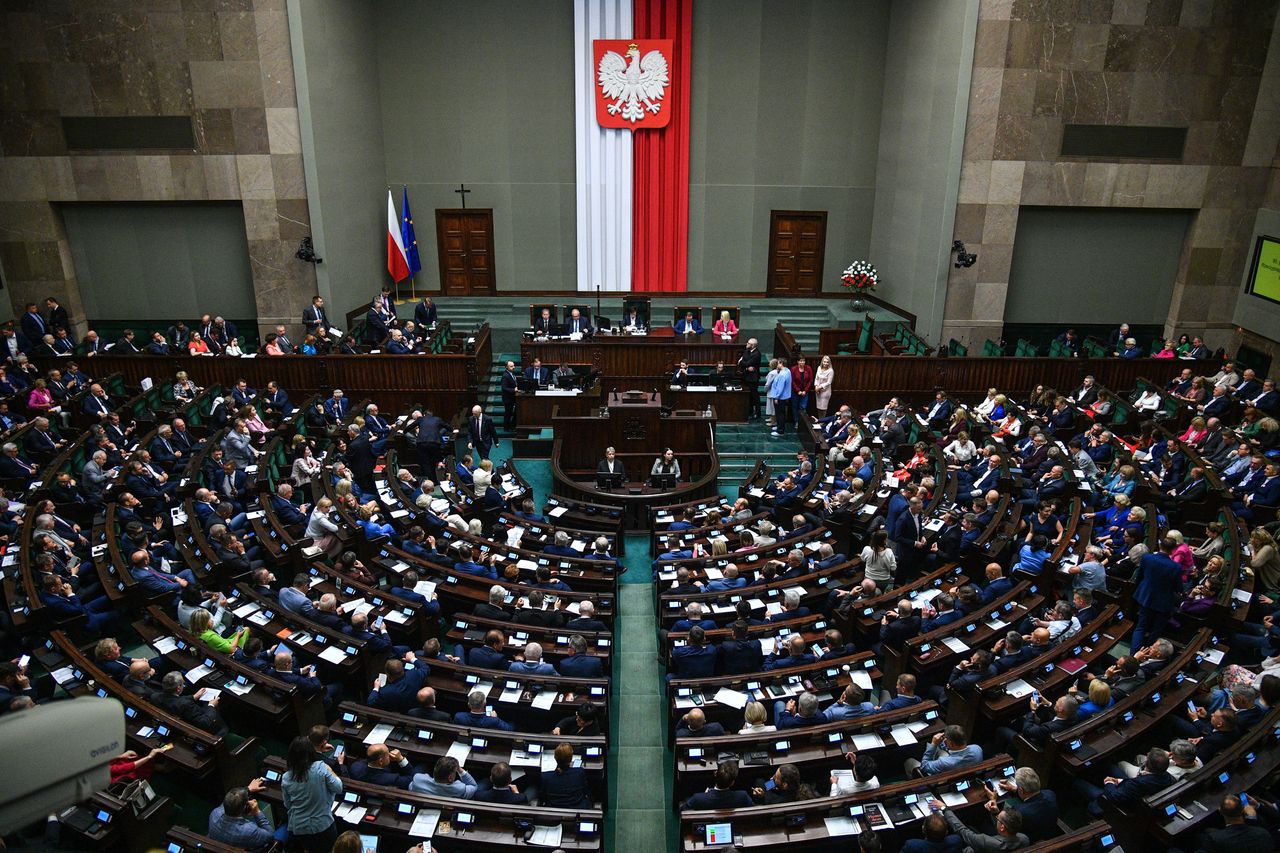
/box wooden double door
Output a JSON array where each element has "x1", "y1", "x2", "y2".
[
  {"x1": 435, "y1": 209, "x2": 495, "y2": 295},
  {"x1": 766, "y1": 210, "x2": 827, "y2": 296}
]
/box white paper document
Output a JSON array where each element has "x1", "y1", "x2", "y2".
[
  {"x1": 528, "y1": 825, "x2": 563, "y2": 847},
  {"x1": 185, "y1": 664, "x2": 214, "y2": 684},
  {"x1": 445, "y1": 741, "x2": 471, "y2": 766},
  {"x1": 318, "y1": 645, "x2": 349, "y2": 664},
  {"x1": 362, "y1": 723, "x2": 394, "y2": 745},
  {"x1": 713, "y1": 687, "x2": 749, "y2": 710},
  {"x1": 407, "y1": 809, "x2": 441, "y2": 838},
  {"x1": 1005, "y1": 679, "x2": 1034, "y2": 698},
  {"x1": 531, "y1": 690, "x2": 558, "y2": 710},
  {"x1": 889, "y1": 724, "x2": 916, "y2": 746},
  {"x1": 851, "y1": 733, "x2": 883, "y2": 750}
]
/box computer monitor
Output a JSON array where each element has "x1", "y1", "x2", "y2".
[
  {"x1": 596, "y1": 472, "x2": 625, "y2": 490},
  {"x1": 651, "y1": 473, "x2": 677, "y2": 490},
  {"x1": 705, "y1": 823, "x2": 733, "y2": 845},
  {"x1": 556, "y1": 373, "x2": 579, "y2": 389},
  {"x1": 516, "y1": 377, "x2": 538, "y2": 393},
  {"x1": 549, "y1": 323, "x2": 568, "y2": 337}
]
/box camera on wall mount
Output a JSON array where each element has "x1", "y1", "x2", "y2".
[
  {"x1": 952, "y1": 240, "x2": 977, "y2": 268},
  {"x1": 295, "y1": 236, "x2": 323, "y2": 265}
]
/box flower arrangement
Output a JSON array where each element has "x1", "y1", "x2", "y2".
[{"x1": 841, "y1": 260, "x2": 878, "y2": 292}]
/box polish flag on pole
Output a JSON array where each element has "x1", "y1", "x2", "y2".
[{"x1": 386, "y1": 189, "x2": 410, "y2": 282}]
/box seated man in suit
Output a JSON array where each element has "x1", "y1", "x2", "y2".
[
  {"x1": 524, "y1": 358, "x2": 551, "y2": 386},
  {"x1": 670, "y1": 360, "x2": 691, "y2": 386},
  {"x1": 366, "y1": 659, "x2": 429, "y2": 713},
  {"x1": 668, "y1": 625, "x2": 717, "y2": 680},
  {"x1": 684, "y1": 762, "x2": 754, "y2": 810},
  {"x1": 717, "y1": 620, "x2": 762, "y2": 676},
  {"x1": 348, "y1": 743, "x2": 421, "y2": 789},
  {"x1": 622, "y1": 305, "x2": 647, "y2": 331},
  {"x1": 156, "y1": 671, "x2": 228, "y2": 736},
  {"x1": 453, "y1": 688, "x2": 516, "y2": 731},
  {"x1": 39, "y1": 574, "x2": 119, "y2": 633},
  {"x1": 566, "y1": 600, "x2": 607, "y2": 632},
  {"x1": 509, "y1": 642, "x2": 558, "y2": 675},
  {"x1": 675, "y1": 707, "x2": 725, "y2": 738},
  {"x1": 468, "y1": 630, "x2": 510, "y2": 670},
  {"x1": 674, "y1": 310, "x2": 703, "y2": 335},
  {"x1": 532, "y1": 307, "x2": 554, "y2": 335},
  {"x1": 1075, "y1": 748, "x2": 1175, "y2": 817},
  {"x1": 565, "y1": 307, "x2": 591, "y2": 336},
  {"x1": 407, "y1": 686, "x2": 451, "y2": 722},
  {"x1": 909, "y1": 725, "x2": 983, "y2": 776},
  {"x1": 559, "y1": 634, "x2": 604, "y2": 678},
  {"x1": 671, "y1": 601, "x2": 716, "y2": 633}
]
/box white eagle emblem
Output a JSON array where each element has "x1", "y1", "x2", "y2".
[{"x1": 597, "y1": 43, "x2": 669, "y2": 123}]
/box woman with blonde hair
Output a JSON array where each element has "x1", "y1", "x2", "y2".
[
  {"x1": 472, "y1": 457, "x2": 494, "y2": 498},
  {"x1": 305, "y1": 496, "x2": 342, "y2": 557},
  {"x1": 710, "y1": 537, "x2": 729, "y2": 558},
  {"x1": 1075, "y1": 678, "x2": 1113, "y2": 719},
  {"x1": 172, "y1": 370, "x2": 199, "y2": 404},
  {"x1": 1250, "y1": 528, "x2": 1280, "y2": 592},
  {"x1": 739, "y1": 701, "x2": 776, "y2": 733},
  {"x1": 814, "y1": 355, "x2": 835, "y2": 418},
  {"x1": 241, "y1": 404, "x2": 270, "y2": 441},
  {"x1": 190, "y1": 606, "x2": 249, "y2": 654},
  {"x1": 712, "y1": 310, "x2": 738, "y2": 337}
]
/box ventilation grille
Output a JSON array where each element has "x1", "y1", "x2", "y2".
[
  {"x1": 1060, "y1": 124, "x2": 1187, "y2": 160},
  {"x1": 62, "y1": 116, "x2": 196, "y2": 151}
]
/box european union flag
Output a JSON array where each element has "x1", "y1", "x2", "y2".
[{"x1": 400, "y1": 186, "x2": 422, "y2": 277}]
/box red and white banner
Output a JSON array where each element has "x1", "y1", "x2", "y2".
[
  {"x1": 385, "y1": 189, "x2": 410, "y2": 283},
  {"x1": 592, "y1": 39, "x2": 673, "y2": 130}
]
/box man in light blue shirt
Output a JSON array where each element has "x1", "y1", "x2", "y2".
[
  {"x1": 277, "y1": 573, "x2": 315, "y2": 617},
  {"x1": 409, "y1": 756, "x2": 478, "y2": 798},
  {"x1": 705, "y1": 563, "x2": 747, "y2": 593},
  {"x1": 912, "y1": 725, "x2": 984, "y2": 776},
  {"x1": 1067, "y1": 545, "x2": 1107, "y2": 591},
  {"x1": 508, "y1": 642, "x2": 558, "y2": 675},
  {"x1": 823, "y1": 684, "x2": 877, "y2": 721},
  {"x1": 207, "y1": 783, "x2": 283, "y2": 850},
  {"x1": 767, "y1": 359, "x2": 793, "y2": 437}
]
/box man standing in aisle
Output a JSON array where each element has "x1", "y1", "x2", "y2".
[
  {"x1": 768, "y1": 357, "x2": 792, "y2": 438},
  {"x1": 468, "y1": 405, "x2": 498, "y2": 460},
  {"x1": 500, "y1": 361, "x2": 519, "y2": 432},
  {"x1": 738, "y1": 338, "x2": 762, "y2": 420}
]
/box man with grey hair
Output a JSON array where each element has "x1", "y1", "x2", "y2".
[
  {"x1": 207, "y1": 780, "x2": 277, "y2": 848},
  {"x1": 157, "y1": 671, "x2": 227, "y2": 735},
  {"x1": 673, "y1": 601, "x2": 714, "y2": 632},
  {"x1": 776, "y1": 690, "x2": 822, "y2": 728},
  {"x1": 928, "y1": 797, "x2": 1028, "y2": 852},
  {"x1": 766, "y1": 589, "x2": 810, "y2": 624},
  {"x1": 0, "y1": 441, "x2": 34, "y2": 483},
  {"x1": 989, "y1": 767, "x2": 1059, "y2": 842},
  {"x1": 509, "y1": 642, "x2": 557, "y2": 675},
  {"x1": 1118, "y1": 738, "x2": 1201, "y2": 780},
  {"x1": 738, "y1": 337, "x2": 762, "y2": 420},
  {"x1": 474, "y1": 584, "x2": 513, "y2": 621}
]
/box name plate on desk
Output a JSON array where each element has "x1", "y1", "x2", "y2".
[{"x1": 535, "y1": 388, "x2": 582, "y2": 397}]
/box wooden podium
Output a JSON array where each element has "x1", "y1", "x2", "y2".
[{"x1": 550, "y1": 392, "x2": 720, "y2": 528}]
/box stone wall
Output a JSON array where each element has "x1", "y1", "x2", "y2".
[
  {"x1": 0, "y1": 0, "x2": 313, "y2": 337},
  {"x1": 942, "y1": 0, "x2": 1280, "y2": 350}
]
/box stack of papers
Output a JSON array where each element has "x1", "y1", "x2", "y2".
[
  {"x1": 362, "y1": 723, "x2": 394, "y2": 745},
  {"x1": 151, "y1": 636, "x2": 179, "y2": 655},
  {"x1": 528, "y1": 825, "x2": 563, "y2": 847},
  {"x1": 185, "y1": 664, "x2": 214, "y2": 684},
  {"x1": 318, "y1": 646, "x2": 349, "y2": 664},
  {"x1": 1005, "y1": 679, "x2": 1034, "y2": 698},
  {"x1": 713, "y1": 687, "x2": 749, "y2": 709},
  {"x1": 548, "y1": 507, "x2": 568, "y2": 517}
]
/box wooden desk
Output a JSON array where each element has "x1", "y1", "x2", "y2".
[
  {"x1": 521, "y1": 327, "x2": 745, "y2": 378},
  {"x1": 516, "y1": 384, "x2": 602, "y2": 429}
]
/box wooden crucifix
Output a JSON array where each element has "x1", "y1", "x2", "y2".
[{"x1": 454, "y1": 183, "x2": 471, "y2": 209}]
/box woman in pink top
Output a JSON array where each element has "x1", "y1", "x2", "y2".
[
  {"x1": 1178, "y1": 416, "x2": 1208, "y2": 447},
  {"x1": 1166, "y1": 529, "x2": 1196, "y2": 583},
  {"x1": 1152, "y1": 339, "x2": 1176, "y2": 359},
  {"x1": 712, "y1": 310, "x2": 738, "y2": 336},
  {"x1": 26, "y1": 379, "x2": 53, "y2": 412}
]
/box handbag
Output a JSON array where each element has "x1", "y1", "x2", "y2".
[{"x1": 110, "y1": 779, "x2": 156, "y2": 816}]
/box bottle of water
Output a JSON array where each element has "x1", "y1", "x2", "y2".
[{"x1": 705, "y1": 403, "x2": 712, "y2": 418}]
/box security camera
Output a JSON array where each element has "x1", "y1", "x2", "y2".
[
  {"x1": 951, "y1": 240, "x2": 977, "y2": 268},
  {"x1": 295, "y1": 236, "x2": 323, "y2": 265}
]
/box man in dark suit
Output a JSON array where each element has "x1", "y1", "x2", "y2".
[
  {"x1": 737, "y1": 338, "x2": 762, "y2": 420},
  {"x1": 348, "y1": 744, "x2": 419, "y2": 789},
  {"x1": 565, "y1": 600, "x2": 607, "y2": 632},
  {"x1": 675, "y1": 708, "x2": 725, "y2": 738},
  {"x1": 1077, "y1": 748, "x2": 1174, "y2": 817},
  {"x1": 410, "y1": 409, "x2": 449, "y2": 474},
  {"x1": 156, "y1": 671, "x2": 228, "y2": 735},
  {"x1": 684, "y1": 763, "x2": 755, "y2": 810},
  {"x1": 44, "y1": 297, "x2": 70, "y2": 335},
  {"x1": 500, "y1": 360, "x2": 519, "y2": 431},
  {"x1": 18, "y1": 303, "x2": 47, "y2": 346},
  {"x1": 467, "y1": 630, "x2": 510, "y2": 670},
  {"x1": 668, "y1": 626, "x2": 717, "y2": 679},
  {"x1": 892, "y1": 497, "x2": 929, "y2": 577},
  {"x1": 559, "y1": 635, "x2": 604, "y2": 678},
  {"x1": 1195, "y1": 794, "x2": 1274, "y2": 853},
  {"x1": 344, "y1": 425, "x2": 377, "y2": 494},
  {"x1": 879, "y1": 600, "x2": 921, "y2": 650},
  {"x1": 473, "y1": 585, "x2": 513, "y2": 621},
  {"x1": 467, "y1": 405, "x2": 498, "y2": 460},
  {"x1": 524, "y1": 358, "x2": 551, "y2": 386},
  {"x1": 532, "y1": 308, "x2": 554, "y2": 335},
  {"x1": 1131, "y1": 538, "x2": 1185, "y2": 650},
  {"x1": 996, "y1": 694, "x2": 1078, "y2": 750},
  {"x1": 303, "y1": 296, "x2": 328, "y2": 335},
  {"x1": 565, "y1": 308, "x2": 591, "y2": 336},
  {"x1": 365, "y1": 659, "x2": 429, "y2": 714},
  {"x1": 407, "y1": 686, "x2": 452, "y2": 722}
]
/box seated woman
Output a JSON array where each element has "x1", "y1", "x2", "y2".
[
  {"x1": 292, "y1": 444, "x2": 323, "y2": 486},
  {"x1": 305, "y1": 496, "x2": 342, "y2": 557},
  {"x1": 987, "y1": 393, "x2": 1008, "y2": 423},
  {"x1": 944, "y1": 431, "x2": 977, "y2": 464},
  {"x1": 356, "y1": 502, "x2": 394, "y2": 540},
  {"x1": 223, "y1": 336, "x2": 244, "y2": 357},
  {"x1": 1133, "y1": 386, "x2": 1162, "y2": 412},
  {"x1": 186, "y1": 331, "x2": 210, "y2": 355},
  {"x1": 472, "y1": 458, "x2": 494, "y2": 499},
  {"x1": 1173, "y1": 574, "x2": 1222, "y2": 624},
  {"x1": 992, "y1": 411, "x2": 1021, "y2": 438},
  {"x1": 1179, "y1": 415, "x2": 1209, "y2": 447},
  {"x1": 1174, "y1": 376, "x2": 1208, "y2": 405},
  {"x1": 1085, "y1": 390, "x2": 1114, "y2": 421},
  {"x1": 1152, "y1": 339, "x2": 1177, "y2": 359},
  {"x1": 1025, "y1": 384, "x2": 1054, "y2": 416},
  {"x1": 1023, "y1": 502, "x2": 1063, "y2": 546},
  {"x1": 1100, "y1": 464, "x2": 1137, "y2": 500},
  {"x1": 974, "y1": 388, "x2": 999, "y2": 419},
  {"x1": 936, "y1": 409, "x2": 971, "y2": 447},
  {"x1": 26, "y1": 379, "x2": 53, "y2": 413},
  {"x1": 649, "y1": 448, "x2": 681, "y2": 484},
  {"x1": 1013, "y1": 533, "x2": 1052, "y2": 572},
  {"x1": 241, "y1": 405, "x2": 271, "y2": 442},
  {"x1": 189, "y1": 606, "x2": 250, "y2": 655},
  {"x1": 299, "y1": 335, "x2": 319, "y2": 355},
  {"x1": 539, "y1": 743, "x2": 593, "y2": 809},
  {"x1": 712, "y1": 310, "x2": 738, "y2": 337},
  {"x1": 262, "y1": 333, "x2": 285, "y2": 356},
  {"x1": 1073, "y1": 678, "x2": 1114, "y2": 720},
  {"x1": 172, "y1": 370, "x2": 199, "y2": 404}
]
